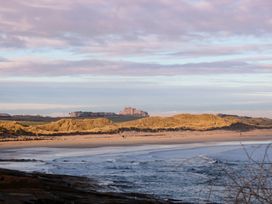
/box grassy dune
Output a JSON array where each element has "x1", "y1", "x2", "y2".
[
  {"x1": 0, "y1": 121, "x2": 31, "y2": 136},
  {"x1": 119, "y1": 114, "x2": 238, "y2": 130},
  {"x1": 0, "y1": 114, "x2": 271, "y2": 137},
  {"x1": 220, "y1": 115, "x2": 272, "y2": 128},
  {"x1": 30, "y1": 118, "x2": 115, "y2": 134}
]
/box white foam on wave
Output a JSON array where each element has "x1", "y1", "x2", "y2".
[
  {"x1": 1, "y1": 140, "x2": 272, "y2": 202},
  {"x1": 0, "y1": 140, "x2": 271, "y2": 171}
]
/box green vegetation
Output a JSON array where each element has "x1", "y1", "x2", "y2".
[{"x1": 0, "y1": 114, "x2": 271, "y2": 137}]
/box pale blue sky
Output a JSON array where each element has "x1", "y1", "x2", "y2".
[{"x1": 0, "y1": 0, "x2": 272, "y2": 117}]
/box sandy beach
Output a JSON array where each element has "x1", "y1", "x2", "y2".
[
  {"x1": 1, "y1": 129, "x2": 272, "y2": 203},
  {"x1": 1, "y1": 129, "x2": 272, "y2": 149}
]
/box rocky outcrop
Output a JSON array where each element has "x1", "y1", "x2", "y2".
[{"x1": 0, "y1": 168, "x2": 175, "y2": 204}]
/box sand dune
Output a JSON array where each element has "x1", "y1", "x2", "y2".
[{"x1": 2, "y1": 113, "x2": 271, "y2": 137}]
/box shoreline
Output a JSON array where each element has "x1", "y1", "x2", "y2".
[
  {"x1": 0, "y1": 168, "x2": 172, "y2": 204},
  {"x1": 0, "y1": 129, "x2": 272, "y2": 149}
]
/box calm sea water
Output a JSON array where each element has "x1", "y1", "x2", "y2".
[{"x1": 0, "y1": 141, "x2": 271, "y2": 203}]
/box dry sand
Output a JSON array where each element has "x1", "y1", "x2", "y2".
[{"x1": 0, "y1": 129, "x2": 272, "y2": 149}]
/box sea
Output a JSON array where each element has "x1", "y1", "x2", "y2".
[{"x1": 0, "y1": 141, "x2": 271, "y2": 203}]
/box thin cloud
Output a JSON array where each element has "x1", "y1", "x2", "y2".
[
  {"x1": 0, "y1": 103, "x2": 89, "y2": 111},
  {"x1": 0, "y1": 58, "x2": 270, "y2": 76},
  {"x1": 0, "y1": 0, "x2": 271, "y2": 116},
  {"x1": 0, "y1": 0, "x2": 272, "y2": 48}
]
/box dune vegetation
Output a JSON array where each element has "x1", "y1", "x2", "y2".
[
  {"x1": 119, "y1": 114, "x2": 239, "y2": 130},
  {"x1": 0, "y1": 114, "x2": 272, "y2": 137},
  {"x1": 0, "y1": 121, "x2": 31, "y2": 136},
  {"x1": 219, "y1": 114, "x2": 272, "y2": 128},
  {"x1": 30, "y1": 118, "x2": 115, "y2": 134}
]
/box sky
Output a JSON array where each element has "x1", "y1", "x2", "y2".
[{"x1": 0, "y1": 0, "x2": 272, "y2": 117}]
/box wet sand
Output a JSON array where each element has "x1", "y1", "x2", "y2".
[{"x1": 0, "y1": 129, "x2": 272, "y2": 149}]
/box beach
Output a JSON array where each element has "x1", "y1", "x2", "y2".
[
  {"x1": 1, "y1": 129, "x2": 272, "y2": 149},
  {"x1": 0, "y1": 138, "x2": 271, "y2": 202},
  {"x1": 1, "y1": 129, "x2": 272, "y2": 203}
]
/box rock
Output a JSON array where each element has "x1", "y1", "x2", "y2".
[{"x1": 0, "y1": 168, "x2": 177, "y2": 204}]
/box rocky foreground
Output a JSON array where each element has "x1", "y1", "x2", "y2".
[{"x1": 0, "y1": 168, "x2": 179, "y2": 204}]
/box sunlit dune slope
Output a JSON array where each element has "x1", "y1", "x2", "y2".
[
  {"x1": 118, "y1": 114, "x2": 239, "y2": 130},
  {"x1": 1, "y1": 114, "x2": 272, "y2": 136},
  {"x1": 31, "y1": 118, "x2": 115, "y2": 134},
  {"x1": 0, "y1": 121, "x2": 32, "y2": 136},
  {"x1": 220, "y1": 115, "x2": 272, "y2": 129}
]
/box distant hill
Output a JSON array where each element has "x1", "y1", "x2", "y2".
[
  {"x1": 0, "y1": 108, "x2": 149, "y2": 124},
  {"x1": 0, "y1": 113, "x2": 11, "y2": 118},
  {"x1": 1, "y1": 114, "x2": 272, "y2": 137},
  {"x1": 218, "y1": 114, "x2": 272, "y2": 128}
]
